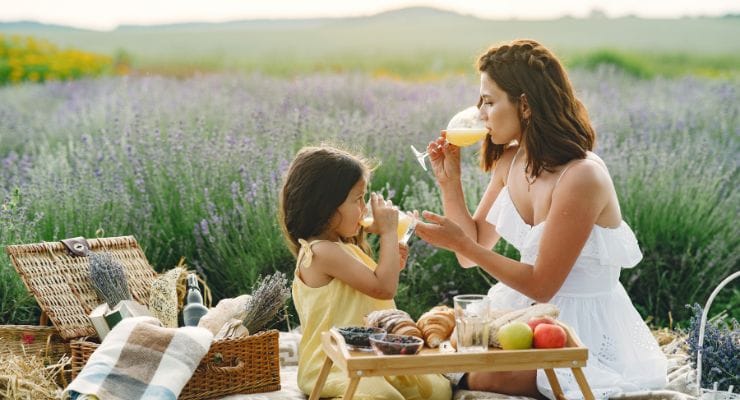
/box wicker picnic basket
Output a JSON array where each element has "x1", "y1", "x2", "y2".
[
  {"x1": 0, "y1": 324, "x2": 68, "y2": 361},
  {"x1": 5, "y1": 235, "x2": 281, "y2": 399}
]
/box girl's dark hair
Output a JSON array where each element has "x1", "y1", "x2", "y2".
[
  {"x1": 279, "y1": 146, "x2": 371, "y2": 256},
  {"x1": 477, "y1": 39, "x2": 596, "y2": 175}
]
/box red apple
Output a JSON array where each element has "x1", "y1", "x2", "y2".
[
  {"x1": 533, "y1": 323, "x2": 567, "y2": 349},
  {"x1": 527, "y1": 316, "x2": 556, "y2": 331}
]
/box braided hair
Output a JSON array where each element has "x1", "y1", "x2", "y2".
[{"x1": 477, "y1": 39, "x2": 596, "y2": 176}]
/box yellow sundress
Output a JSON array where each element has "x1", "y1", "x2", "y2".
[{"x1": 292, "y1": 239, "x2": 452, "y2": 400}]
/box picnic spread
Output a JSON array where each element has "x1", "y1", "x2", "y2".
[{"x1": 0, "y1": 235, "x2": 724, "y2": 399}]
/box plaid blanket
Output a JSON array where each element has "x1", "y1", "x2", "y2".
[{"x1": 64, "y1": 316, "x2": 213, "y2": 400}]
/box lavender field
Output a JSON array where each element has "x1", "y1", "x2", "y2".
[{"x1": 0, "y1": 69, "x2": 737, "y2": 327}]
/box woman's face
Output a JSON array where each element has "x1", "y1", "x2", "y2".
[
  {"x1": 479, "y1": 72, "x2": 523, "y2": 145},
  {"x1": 328, "y1": 177, "x2": 367, "y2": 239}
]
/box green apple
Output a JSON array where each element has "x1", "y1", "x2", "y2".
[{"x1": 497, "y1": 321, "x2": 533, "y2": 350}]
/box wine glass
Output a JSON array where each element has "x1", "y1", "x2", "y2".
[
  {"x1": 411, "y1": 105, "x2": 487, "y2": 171},
  {"x1": 360, "y1": 198, "x2": 417, "y2": 245}
]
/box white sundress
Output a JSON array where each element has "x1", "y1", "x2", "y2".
[{"x1": 484, "y1": 156, "x2": 668, "y2": 399}]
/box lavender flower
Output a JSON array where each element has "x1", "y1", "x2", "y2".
[
  {"x1": 685, "y1": 304, "x2": 739, "y2": 391},
  {"x1": 0, "y1": 71, "x2": 736, "y2": 327},
  {"x1": 242, "y1": 272, "x2": 291, "y2": 333}
]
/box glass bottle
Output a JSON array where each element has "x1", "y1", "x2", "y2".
[{"x1": 183, "y1": 273, "x2": 208, "y2": 326}]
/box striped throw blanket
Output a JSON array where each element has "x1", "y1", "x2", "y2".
[{"x1": 64, "y1": 316, "x2": 213, "y2": 400}]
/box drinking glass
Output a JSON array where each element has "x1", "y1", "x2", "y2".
[
  {"x1": 411, "y1": 105, "x2": 487, "y2": 171},
  {"x1": 453, "y1": 294, "x2": 491, "y2": 353},
  {"x1": 360, "y1": 200, "x2": 416, "y2": 245}
]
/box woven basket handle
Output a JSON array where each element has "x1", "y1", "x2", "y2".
[{"x1": 204, "y1": 358, "x2": 245, "y2": 374}]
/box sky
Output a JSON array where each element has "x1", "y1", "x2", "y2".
[{"x1": 1, "y1": 0, "x2": 738, "y2": 31}]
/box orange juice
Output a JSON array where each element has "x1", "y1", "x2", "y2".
[
  {"x1": 397, "y1": 213, "x2": 413, "y2": 239},
  {"x1": 360, "y1": 213, "x2": 413, "y2": 239},
  {"x1": 446, "y1": 128, "x2": 488, "y2": 147}
]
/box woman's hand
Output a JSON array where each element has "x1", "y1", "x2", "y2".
[
  {"x1": 367, "y1": 193, "x2": 399, "y2": 237},
  {"x1": 398, "y1": 243, "x2": 409, "y2": 270},
  {"x1": 414, "y1": 211, "x2": 473, "y2": 263},
  {"x1": 428, "y1": 131, "x2": 461, "y2": 185}
]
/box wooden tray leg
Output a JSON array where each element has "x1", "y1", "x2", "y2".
[
  {"x1": 342, "y1": 377, "x2": 361, "y2": 400},
  {"x1": 544, "y1": 369, "x2": 566, "y2": 400},
  {"x1": 571, "y1": 367, "x2": 595, "y2": 400},
  {"x1": 309, "y1": 356, "x2": 334, "y2": 400}
]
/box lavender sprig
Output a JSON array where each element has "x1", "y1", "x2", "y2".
[
  {"x1": 685, "y1": 303, "x2": 739, "y2": 391},
  {"x1": 242, "y1": 272, "x2": 290, "y2": 333},
  {"x1": 89, "y1": 252, "x2": 132, "y2": 308}
]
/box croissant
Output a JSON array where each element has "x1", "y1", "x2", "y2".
[
  {"x1": 365, "y1": 309, "x2": 423, "y2": 339},
  {"x1": 416, "y1": 305, "x2": 455, "y2": 348}
]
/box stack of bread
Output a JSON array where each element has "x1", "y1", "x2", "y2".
[
  {"x1": 365, "y1": 306, "x2": 456, "y2": 348},
  {"x1": 365, "y1": 309, "x2": 423, "y2": 338}
]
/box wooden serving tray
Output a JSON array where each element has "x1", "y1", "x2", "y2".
[{"x1": 310, "y1": 322, "x2": 594, "y2": 400}]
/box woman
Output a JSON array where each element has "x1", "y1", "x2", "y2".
[{"x1": 414, "y1": 39, "x2": 667, "y2": 399}]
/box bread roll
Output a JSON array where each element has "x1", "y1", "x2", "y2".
[
  {"x1": 416, "y1": 305, "x2": 455, "y2": 348},
  {"x1": 365, "y1": 309, "x2": 423, "y2": 339}
]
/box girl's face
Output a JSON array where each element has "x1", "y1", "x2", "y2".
[
  {"x1": 479, "y1": 72, "x2": 523, "y2": 145},
  {"x1": 327, "y1": 177, "x2": 367, "y2": 240}
]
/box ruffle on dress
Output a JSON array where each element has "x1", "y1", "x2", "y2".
[{"x1": 486, "y1": 187, "x2": 643, "y2": 268}]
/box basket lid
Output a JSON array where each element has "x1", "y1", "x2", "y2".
[{"x1": 5, "y1": 236, "x2": 157, "y2": 340}]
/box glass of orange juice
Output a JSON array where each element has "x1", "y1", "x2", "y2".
[
  {"x1": 360, "y1": 202, "x2": 416, "y2": 244},
  {"x1": 411, "y1": 106, "x2": 487, "y2": 171}
]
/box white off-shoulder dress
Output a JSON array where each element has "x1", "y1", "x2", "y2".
[{"x1": 484, "y1": 158, "x2": 668, "y2": 399}]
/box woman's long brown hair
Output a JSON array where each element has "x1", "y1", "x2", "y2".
[
  {"x1": 279, "y1": 146, "x2": 372, "y2": 257},
  {"x1": 477, "y1": 39, "x2": 596, "y2": 176}
]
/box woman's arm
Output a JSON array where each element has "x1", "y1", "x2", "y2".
[
  {"x1": 448, "y1": 171, "x2": 504, "y2": 267},
  {"x1": 416, "y1": 160, "x2": 611, "y2": 302},
  {"x1": 429, "y1": 137, "x2": 513, "y2": 267}
]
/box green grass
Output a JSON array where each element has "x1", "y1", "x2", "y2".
[
  {"x1": 567, "y1": 50, "x2": 740, "y2": 79},
  {"x1": 1, "y1": 11, "x2": 739, "y2": 79}
]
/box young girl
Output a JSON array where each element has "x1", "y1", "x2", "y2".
[
  {"x1": 415, "y1": 40, "x2": 667, "y2": 399},
  {"x1": 280, "y1": 145, "x2": 452, "y2": 400}
]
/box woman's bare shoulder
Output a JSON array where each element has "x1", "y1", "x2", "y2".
[
  {"x1": 556, "y1": 156, "x2": 612, "y2": 199},
  {"x1": 584, "y1": 151, "x2": 609, "y2": 171}
]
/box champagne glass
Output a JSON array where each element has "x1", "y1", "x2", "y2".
[
  {"x1": 360, "y1": 199, "x2": 417, "y2": 245},
  {"x1": 411, "y1": 105, "x2": 488, "y2": 171}
]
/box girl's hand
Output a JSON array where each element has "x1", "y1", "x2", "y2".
[
  {"x1": 368, "y1": 193, "x2": 399, "y2": 237},
  {"x1": 414, "y1": 211, "x2": 473, "y2": 263},
  {"x1": 398, "y1": 243, "x2": 409, "y2": 270},
  {"x1": 428, "y1": 131, "x2": 461, "y2": 185}
]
